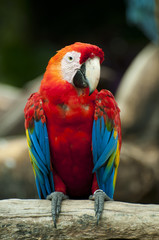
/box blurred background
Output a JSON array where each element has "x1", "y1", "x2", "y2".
[{"x1": 0, "y1": 0, "x2": 159, "y2": 204}]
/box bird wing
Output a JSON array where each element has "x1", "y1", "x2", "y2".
[
  {"x1": 92, "y1": 90, "x2": 121, "y2": 199},
  {"x1": 24, "y1": 92, "x2": 54, "y2": 199}
]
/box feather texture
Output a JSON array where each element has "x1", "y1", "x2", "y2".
[
  {"x1": 24, "y1": 93, "x2": 54, "y2": 199},
  {"x1": 92, "y1": 90, "x2": 121, "y2": 199}
]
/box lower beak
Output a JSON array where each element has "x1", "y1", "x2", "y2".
[
  {"x1": 73, "y1": 57, "x2": 100, "y2": 95},
  {"x1": 73, "y1": 63, "x2": 89, "y2": 89}
]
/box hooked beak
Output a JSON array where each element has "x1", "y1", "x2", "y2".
[{"x1": 73, "y1": 57, "x2": 100, "y2": 95}]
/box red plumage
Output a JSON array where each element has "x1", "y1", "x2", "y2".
[{"x1": 24, "y1": 42, "x2": 121, "y2": 199}]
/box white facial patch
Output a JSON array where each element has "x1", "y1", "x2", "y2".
[{"x1": 61, "y1": 51, "x2": 81, "y2": 83}]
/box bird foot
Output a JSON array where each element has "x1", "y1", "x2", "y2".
[
  {"x1": 89, "y1": 189, "x2": 113, "y2": 224},
  {"x1": 47, "y1": 191, "x2": 68, "y2": 228}
]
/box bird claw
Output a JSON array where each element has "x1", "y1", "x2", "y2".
[
  {"x1": 47, "y1": 192, "x2": 68, "y2": 228},
  {"x1": 89, "y1": 189, "x2": 113, "y2": 224}
]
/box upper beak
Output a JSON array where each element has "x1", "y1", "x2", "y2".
[{"x1": 73, "y1": 57, "x2": 100, "y2": 95}]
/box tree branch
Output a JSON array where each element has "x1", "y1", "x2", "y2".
[{"x1": 0, "y1": 199, "x2": 159, "y2": 240}]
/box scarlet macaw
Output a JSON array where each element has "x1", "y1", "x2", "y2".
[{"x1": 24, "y1": 42, "x2": 121, "y2": 227}]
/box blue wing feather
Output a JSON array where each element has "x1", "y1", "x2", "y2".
[
  {"x1": 105, "y1": 168, "x2": 115, "y2": 199},
  {"x1": 32, "y1": 159, "x2": 44, "y2": 184},
  {"x1": 44, "y1": 123, "x2": 51, "y2": 167},
  {"x1": 35, "y1": 177, "x2": 42, "y2": 198},
  {"x1": 29, "y1": 129, "x2": 46, "y2": 165},
  {"x1": 93, "y1": 128, "x2": 117, "y2": 172},
  {"x1": 37, "y1": 121, "x2": 45, "y2": 154},
  {"x1": 26, "y1": 119, "x2": 54, "y2": 199},
  {"x1": 100, "y1": 116, "x2": 105, "y2": 138},
  {"x1": 34, "y1": 121, "x2": 40, "y2": 139},
  {"x1": 28, "y1": 145, "x2": 46, "y2": 176},
  {"x1": 101, "y1": 126, "x2": 111, "y2": 153},
  {"x1": 40, "y1": 180, "x2": 47, "y2": 198},
  {"x1": 49, "y1": 171, "x2": 55, "y2": 191},
  {"x1": 96, "y1": 118, "x2": 101, "y2": 157},
  {"x1": 92, "y1": 115, "x2": 118, "y2": 199},
  {"x1": 44, "y1": 175, "x2": 52, "y2": 194},
  {"x1": 102, "y1": 150, "x2": 116, "y2": 183},
  {"x1": 28, "y1": 131, "x2": 49, "y2": 174}
]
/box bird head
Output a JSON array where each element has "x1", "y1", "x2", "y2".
[{"x1": 42, "y1": 42, "x2": 104, "y2": 95}]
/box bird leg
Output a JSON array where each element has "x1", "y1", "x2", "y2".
[
  {"x1": 89, "y1": 189, "x2": 113, "y2": 224},
  {"x1": 47, "y1": 191, "x2": 68, "y2": 228}
]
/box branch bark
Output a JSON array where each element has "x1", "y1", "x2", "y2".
[{"x1": 0, "y1": 199, "x2": 159, "y2": 240}]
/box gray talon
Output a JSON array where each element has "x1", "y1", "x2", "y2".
[
  {"x1": 47, "y1": 192, "x2": 68, "y2": 228},
  {"x1": 89, "y1": 189, "x2": 113, "y2": 224}
]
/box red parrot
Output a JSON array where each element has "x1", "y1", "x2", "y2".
[{"x1": 24, "y1": 42, "x2": 121, "y2": 227}]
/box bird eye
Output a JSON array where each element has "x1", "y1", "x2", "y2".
[{"x1": 67, "y1": 55, "x2": 74, "y2": 62}]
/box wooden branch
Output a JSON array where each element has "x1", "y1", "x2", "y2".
[{"x1": 0, "y1": 199, "x2": 159, "y2": 240}]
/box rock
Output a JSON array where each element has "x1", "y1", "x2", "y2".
[
  {"x1": 0, "y1": 76, "x2": 42, "y2": 137},
  {"x1": 114, "y1": 43, "x2": 159, "y2": 202},
  {"x1": 0, "y1": 136, "x2": 37, "y2": 199},
  {"x1": 0, "y1": 83, "x2": 21, "y2": 116},
  {"x1": 115, "y1": 142, "x2": 159, "y2": 203},
  {"x1": 116, "y1": 44, "x2": 159, "y2": 145}
]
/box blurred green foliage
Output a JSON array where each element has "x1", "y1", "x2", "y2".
[
  {"x1": 0, "y1": 0, "x2": 148, "y2": 88},
  {"x1": 0, "y1": 0, "x2": 56, "y2": 87}
]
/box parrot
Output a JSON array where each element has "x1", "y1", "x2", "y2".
[{"x1": 24, "y1": 42, "x2": 121, "y2": 227}]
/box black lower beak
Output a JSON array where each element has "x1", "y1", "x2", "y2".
[{"x1": 73, "y1": 63, "x2": 89, "y2": 89}]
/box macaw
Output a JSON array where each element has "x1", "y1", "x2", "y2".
[{"x1": 24, "y1": 42, "x2": 121, "y2": 227}]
